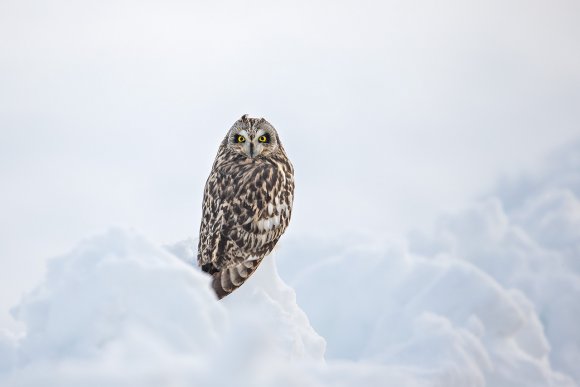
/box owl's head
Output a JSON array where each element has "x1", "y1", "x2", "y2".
[{"x1": 225, "y1": 114, "x2": 282, "y2": 159}]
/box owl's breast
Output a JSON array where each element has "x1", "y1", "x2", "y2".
[{"x1": 221, "y1": 158, "x2": 293, "y2": 256}]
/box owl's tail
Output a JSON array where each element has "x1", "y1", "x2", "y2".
[{"x1": 211, "y1": 257, "x2": 264, "y2": 299}]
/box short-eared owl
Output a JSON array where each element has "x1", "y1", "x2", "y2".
[{"x1": 198, "y1": 115, "x2": 294, "y2": 299}]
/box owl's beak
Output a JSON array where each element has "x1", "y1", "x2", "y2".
[{"x1": 249, "y1": 143, "x2": 255, "y2": 158}]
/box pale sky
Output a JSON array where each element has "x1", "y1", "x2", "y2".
[{"x1": 1, "y1": 0, "x2": 579, "y2": 327}]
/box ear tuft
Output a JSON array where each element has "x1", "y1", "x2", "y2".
[{"x1": 241, "y1": 114, "x2": 249, "y2": 121}]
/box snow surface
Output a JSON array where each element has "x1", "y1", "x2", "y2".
[{"x1": 1, "y1": 143, "x2": 579, "y2": 386}]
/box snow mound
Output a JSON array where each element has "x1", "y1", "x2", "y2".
[
  {"x1": 408, "y1": 142, "x2": 580, "y2": 383},
  {"x1": 168, "y1": 237, "x2": 326, "y2": 362},
  {"x1": 0, "y1": 229, "x2": 326, "y2": 386},
  {"x1": 277, "y1": 240, "x2": 574, "y2": 387},
  {"x1": 2, "y1": 226, "x2": 577, "y2": 386}
]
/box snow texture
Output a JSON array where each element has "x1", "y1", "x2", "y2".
[{"x1": 1, "y1": 143, "x2": 579, "y2": 386}]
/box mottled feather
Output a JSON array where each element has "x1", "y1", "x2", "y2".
[{"x1": 197, "y1": 115, "x2": 294, "y2": 299}]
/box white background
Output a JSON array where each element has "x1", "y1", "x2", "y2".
[{"x1": 1, "y1": 0, "x2": 579, "y2": 328}]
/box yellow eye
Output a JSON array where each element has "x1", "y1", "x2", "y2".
[
  {"x1": 237, "y1": 135, "x2": 245, "y2": 143},
  {"x1": 258, "y1": 135, "x2": 268, "y2": 143}
]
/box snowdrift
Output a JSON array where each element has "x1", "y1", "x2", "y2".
[
  {"x1": 1, "y1": 143, "x2": 579, "y2": 386},
  {"x1": 0, "y1": 230, "x2": 328, "y2": 387},
  {"x1": 408, "y1": 143, "x2": 580, "y2": 383}
]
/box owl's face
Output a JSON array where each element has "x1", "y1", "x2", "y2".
[{"x1": 226, "y1": 115, "x2": 281, "y2": 159}]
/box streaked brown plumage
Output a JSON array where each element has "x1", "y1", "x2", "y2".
[{"x1": 197, "y1": 115, "x2": 294, "y2": 299}]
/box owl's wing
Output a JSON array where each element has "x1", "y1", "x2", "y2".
[{"x1": 197, "y1": 168, "x2": 237, "y2": 273}]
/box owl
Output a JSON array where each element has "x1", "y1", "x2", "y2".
[{"x1": 197, "y1": 114, "x2": 294, "y2": 299}]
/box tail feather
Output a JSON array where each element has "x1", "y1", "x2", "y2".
[{"x1": 211, "y1": 257, "x2": 263, "y2": 299}]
